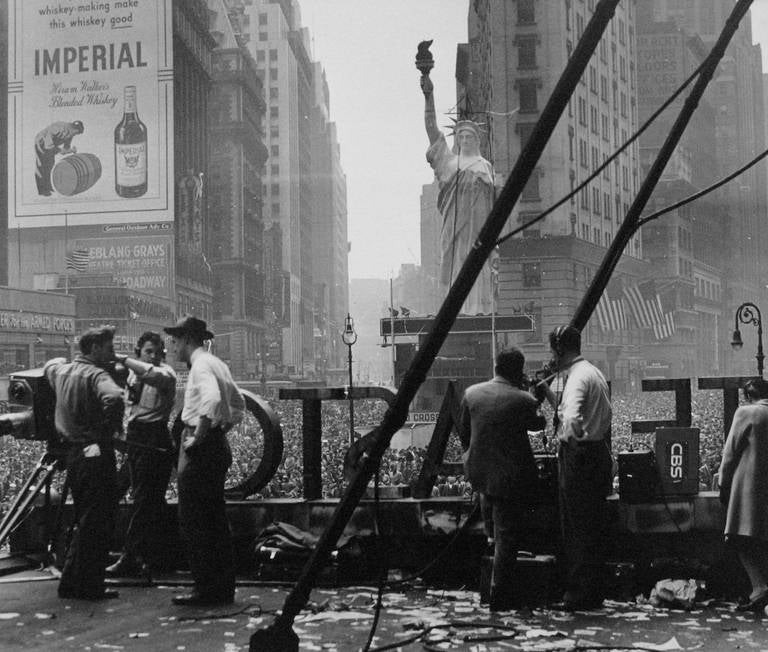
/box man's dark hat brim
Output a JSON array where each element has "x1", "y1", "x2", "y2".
[{"x1": 164, "y1": 316, "x2": 214, "y2": 340}]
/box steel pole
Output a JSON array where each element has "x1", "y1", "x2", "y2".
[{"x1": 347, "y1": 343, "x2": 355, "y2": 446}]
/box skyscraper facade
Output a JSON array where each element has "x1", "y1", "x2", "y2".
[
  {"x1": 461, "y1": 0, "x2": 646, "y2": 382},
  {"x1": 225, "y1": 0, "x2": 348, "y2": 378},
  {"x1": 206, "y1": 0, "x2": 270, "y2": 379}
]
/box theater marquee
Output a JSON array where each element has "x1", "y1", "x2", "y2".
[{"x1": 8, "y1": 0, "x2": 174, "y2": 227}]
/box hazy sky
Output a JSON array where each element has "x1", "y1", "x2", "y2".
[{"x1": 300, "y1": 0, "x2": 768, "y2": 280}]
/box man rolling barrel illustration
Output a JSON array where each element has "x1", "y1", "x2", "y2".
[{"x1": 34, "y1": 120, "x2": 84, "y2": 196}]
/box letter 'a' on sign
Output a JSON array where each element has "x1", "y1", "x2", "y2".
[{"x1": 654, "y1": 427, "x2": 700, "y2": 496}]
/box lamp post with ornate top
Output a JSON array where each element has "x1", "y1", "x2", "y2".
[
  {"x1": 731, "y1": 302, "x2": 764, "y2": 378},
  {"x1": 341, "y1": 314, "x2": 357, "y2": 446}
]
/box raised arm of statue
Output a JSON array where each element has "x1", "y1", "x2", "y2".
[
  {"x1": 422, "y1": 75, "x2": 441, "y2": 145},
  {"x1": 416, "y1": 40, "x2": 440, "y2": 145}
]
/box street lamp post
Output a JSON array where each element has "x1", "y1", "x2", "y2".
[
  {"x1": 731, "y1": 301, "x2": 764, "y2": 377},
  {"x1": 341, "y1": 313, "x2": 357, "y2": 446}
]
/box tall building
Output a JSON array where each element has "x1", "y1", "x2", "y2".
[
  {"x1": 646, "y1": 1, "x2": 768, "y2": 377},
  {"x1": 310, "y1": 61, "x2": 349, "y2": 377},
  {"x1": 635, "y1": 10, "x2": 721, "y2": 378},
  {"x1": 7, "y1": 0, "x2": 210, "y2": 358},
  {"x1": 206, "y1": 0, "x2": 269, "y2": 379},
  {"x1": 459, "y1": 0, "x2": 645, "y2": 383},
  {"x1": 225, "y1": 0, "x2": 348, "y2": 379},
  {"x1": 173, "y1": 0, "x2": 217, "y2": 329}
]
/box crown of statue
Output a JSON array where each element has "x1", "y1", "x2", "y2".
[{"x1": 447, "y1": 119, "x2": 486, "y2": 138}]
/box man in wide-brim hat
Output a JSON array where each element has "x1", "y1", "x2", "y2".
[{"x1": 164, "y1": 315, "x2": 245, "y2": 607}]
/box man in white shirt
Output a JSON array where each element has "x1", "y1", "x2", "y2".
[
  {"x1": 543, "y1": 325, "x2": 612, "y2": 611},
  {"x1": 164, "y1": 316, "x2": 245, "y2": 607}
]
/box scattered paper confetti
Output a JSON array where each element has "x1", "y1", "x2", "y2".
[{"x1": 633, "y1": 636, "x2": 683, "y2": 651}]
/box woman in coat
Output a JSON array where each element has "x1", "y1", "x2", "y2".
[{"x1": 719, "y1": 378, "x2": 768, "y2": 611}]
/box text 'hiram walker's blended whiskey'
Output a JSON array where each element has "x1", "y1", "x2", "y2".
[{"x1": 114, "y1": 85, "x2": 147, "y2": 198}]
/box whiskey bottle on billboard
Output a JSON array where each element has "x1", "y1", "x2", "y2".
[{"x1": 114, "y1": 85, "x2": 147, "y2": 197}]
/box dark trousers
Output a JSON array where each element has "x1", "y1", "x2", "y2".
[
  {"x1": 177, "y1": 427, "x2": 234, "y2": 599},
  {"x1": 481, "y1": 494, "x2": 525, "y2": 607},
  {"x1": 59, "y1": 445, "x2": 118, "y2": 598},
  {"x1": 123, "y1": 421, "x2": 174, "y2": 566},
  {"x1": 557, "y1": 440, "x2": 612, "y2": 602}
]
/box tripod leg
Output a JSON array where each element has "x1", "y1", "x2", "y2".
[
  {"x1": 0, "y1": 454, "x2": 58, "y2": 549},
  {"x1": 47, "y1": 469, "x2": 70, "y2": 568}
]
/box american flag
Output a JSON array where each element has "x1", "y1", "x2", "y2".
[
  {"x1": 623, "y1": 280, "x2": 674, "y2": 339},
  {"x1": 596, "y1": 281, "x2": 628, "y2": 331},
  {"x1": 655, "y1": 289, "x2": 676, "y2": 340},
  {"x1": 65, "y1": 248, "x2": 89, "y2": 272}
]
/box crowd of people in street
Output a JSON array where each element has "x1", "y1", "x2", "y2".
[{"x1": 0, "y1": 370, "x2": 732, "y2": 517}]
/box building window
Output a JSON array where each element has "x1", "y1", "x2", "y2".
[
  {"x1": 522, "y1": 262, "x2": 541, "y2": 287},
  {"x1": 259, "y1": 32, "x2": 267, "y2": 41},
  {"x1": 256, "y1": 50, "x2": 265, "y2": 62},
  {"x1": 269, "y1": 87, "x2": 278, "y2": 100},
  {"x1": 568, "y1": 126, "x2": 575, "y2": 161},
  {"x1": 578, "y1": 96, "x2": 587, "y2": 125},
  {"x1": 576, "y1": 13, "x2": 584, "y2": 38},
  {"x1": 589, "y1": 65, "x2": 597, "y2": 94},
  {"x1": 518, "y1": 35, "x2": 537, "y2": 68},
  {"x1": 270, "y1": 68, "x2": 278, "y2": 81},
  {"x1": 270, "y1": 106, "x2": 279, "y2": 118},
  {"x1": 592, "y1": 186, "x2": 601, "y2": 214},
  {"x1": 271, "y1": 164, "x2": 279, "y2": 175},
  {"x1": 518, "y1": 0, "x2": 535, "y2": 24},
  {"x1": 270, "y1": 126, "x2": 279, "y2": 138},
  {"x1": 522, "y1": 170, "x2": 540, "y2": 202},
  {"x1": 579, "y1": 138, "x2": 588, "y2": 168},
  {"x1": 270, "y1": 145, "x2": 279, "y2": 156},
  {"x1": 271, "y1": 183, "x2": 279, "y2": 195},
  {"x1": 565, "y1": 0, "x2": 571, "y2": 30},
  {"x1": 603, "y1": 192, "x2": 611, "y2": 219},
  {"x1": 601, "y1": 114, "x2": 609, "y2": 141},
  {"x1": 518, "y1": 122, "x2": 535, "y2": 149},
  {"x1": 590, "y1": 106, "x2": 599, "y2": 134},
  {"x1": 271, "y1": 203, "x2": 280, "y2": 214},
  {"x1": 600, "y1": 75, "x2": 608, "y2": 102},
  {"x1": 269, "y1": 49, "x2": 278, "y2": 61},
  {"x1": 259, "y1": 13, "x2": 268, "y2": 25},
  {"x1": 518, "y1": 79, "x2": 538, "y2": 112}
]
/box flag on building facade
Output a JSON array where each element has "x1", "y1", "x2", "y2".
[
  {"x1": 596, "y1": 281, "x2": 628, "y2": 331},
  {"x1": 65, "y1": 248, "x2": 89, "y2": 272},
  {"x1": 655, "y1": 288, "x2": 676, "y2": 340},
  {"x1": 623, "y1": 279, "x2": 674, "y2": 339}
]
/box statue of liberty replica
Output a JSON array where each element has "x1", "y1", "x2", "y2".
[{"x1": 418, "y1": 41, "x2": 499, "y2": 316}]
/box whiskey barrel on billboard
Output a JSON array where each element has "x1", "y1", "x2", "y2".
[{"x1": 52, "y1": 153, "x2": 102, "y2": 196}]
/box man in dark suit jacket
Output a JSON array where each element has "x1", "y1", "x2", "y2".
[{"x1": 459, "y1": 347, "x2": 545, "y2": 611}]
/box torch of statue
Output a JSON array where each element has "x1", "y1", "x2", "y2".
[{"x1": 416, "y1": 39, "x2": 434, "y2": 76}]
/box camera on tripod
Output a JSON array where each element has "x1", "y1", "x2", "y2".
[{"x1": 0, "y1": 368, "x2": 57, "y2": 442}]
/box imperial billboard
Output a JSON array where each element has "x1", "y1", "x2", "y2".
[{"x1": 8, "y1": 0, "x2": 174, "y2": 228}]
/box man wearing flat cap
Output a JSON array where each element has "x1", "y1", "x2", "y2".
[{"x1": 164, "y1": 315, "x2": 245, "y2": 606}]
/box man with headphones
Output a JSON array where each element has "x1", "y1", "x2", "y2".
[
  {"x1": 541, "y1": 325, "x2": 612, "y2": 611},
  {"x1": 107, "y1": 331, "x2": 177, "y2": 579}
]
